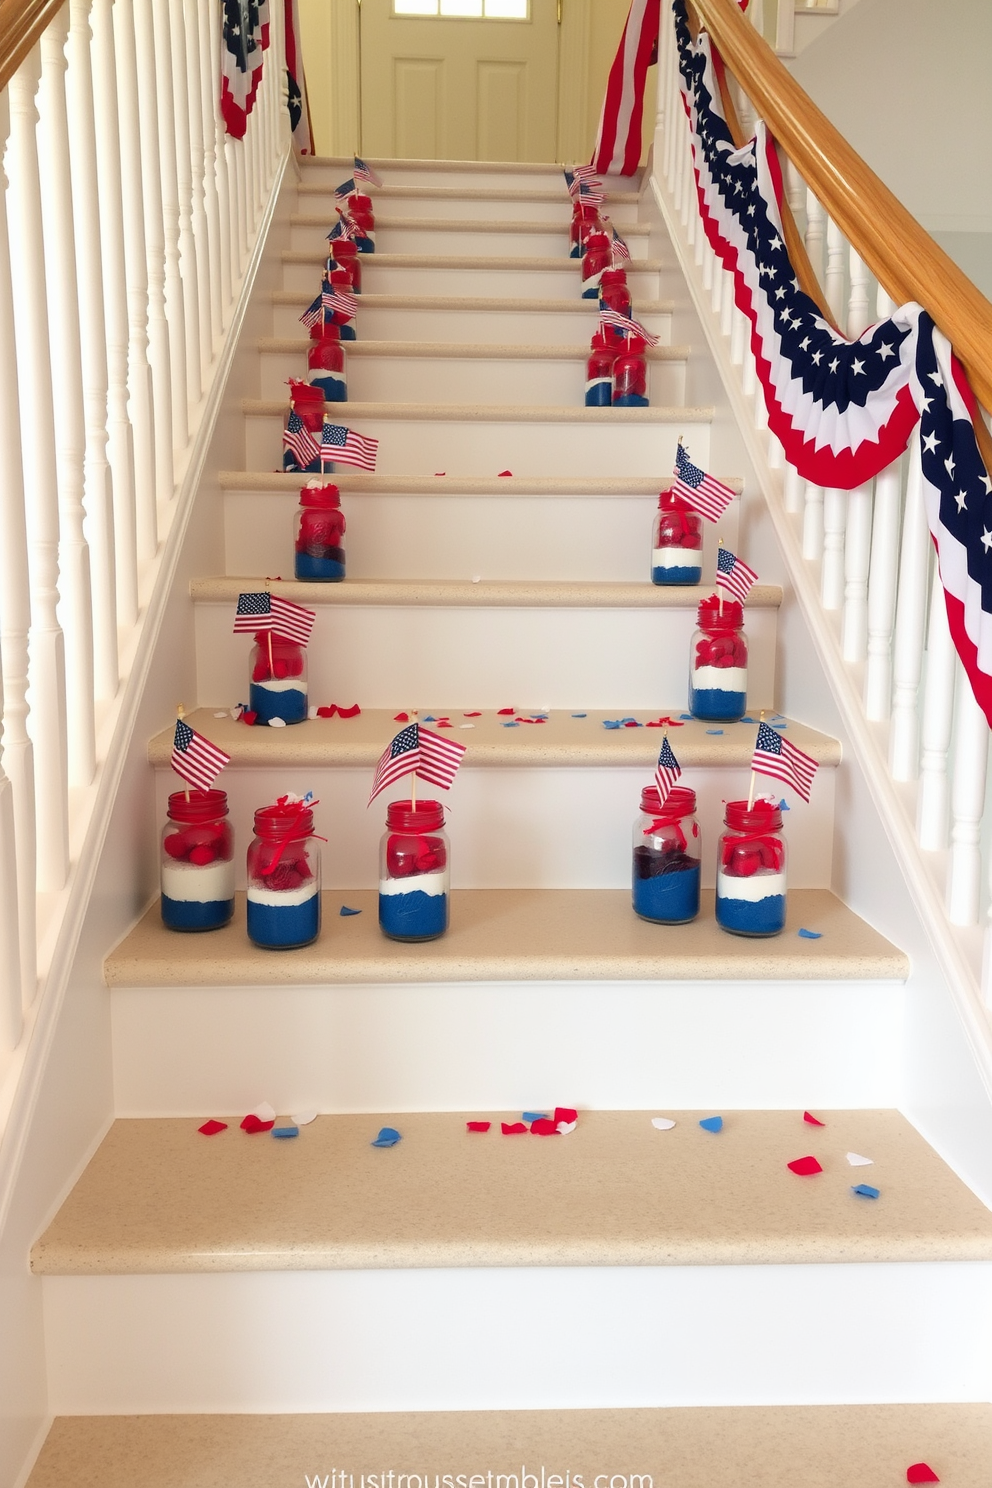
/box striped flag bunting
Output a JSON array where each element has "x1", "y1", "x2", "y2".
[
  {"x1": 591, "y1": 0, "x2": 661, "y2": 176},
  {"x1": 171, "y1": 719, "x2": 231, "y2": 793},
  {"x1": 578, "y1": 180, "x2": 606, "y2": 207},
  {"x1": 283, "y1": 408, "x2": 321, "y2": 468},
  {"x1": 716, "y1": 546, "x2": 759, "y2": 605},
  {"x1": 368, "y1": 722, "x2": 467, "y2": 805},
  {"x1": 322, "y1": 284, "x2": 357, "y2": 320},
  {"x1": 599, "y1": 307, "x2": 659, "y2": 346},
  {"x1": 320, "y1": 422, "x2": 378, "y2": 472},
  {"x1": 233, "y1": 592, "x2": 316, "y2": 647},
  {"x1": 751, "y1": 721, "x2": 818, "y2": 804},
  {"x1": 653, "y1": 736, "x2": 682, "y2": 807},
  {"x1": 671, "y1": 444, "x2": 735, "y2": 524},
  {"x1": 284, "y1": 0, "x2": 313, "y2": 153},
  {"x1": 221, "y1": 0, "x2": 270, "y2": 140},
  {"x1": 354, "y1": 156, "x2": 382, "y2": 187}
]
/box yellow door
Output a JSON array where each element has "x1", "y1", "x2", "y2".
[{"x1": 360, "y1": 0, "x2": 559, "y2": 163}]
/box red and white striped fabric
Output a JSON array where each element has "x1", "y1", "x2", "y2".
[
  {"x1": 284, "y1": 0, "x2": 313, "y2": 154},
  {"x1": 591, "y1": 0, "x2": 660, "y2": 177}
]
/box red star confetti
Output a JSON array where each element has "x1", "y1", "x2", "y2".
[
  {"x1": 316, "y1": 703, "x2": 361, "y2": 719},
  {"x1": 497, "y1": 708, "x2": 516, "y2": 715},
  {"x1": 803, "y1": 1112, "x2": 825, "y2": 1126},
  {"x1": 436, "y1": 721, "x2": 454, "y2": 728},
  {"x1": 530, "y1": 1118, "x2": 559, "y2": 1135},
  {"x1": 434, "y1": 471, "x2": 446, "y2": 476},
  {"x1": 907, "y1": 1467, "x2": 939, "y2": 1484},
  {"x1": 241, "y1": 1113, "x2": 275, "y2": 1134},
  {"x1": 198, "y1": 1119, "x2": 227, "y2": 1136},
  {"x1": 787, "y1": 1155, "x2": 823, "y2": 1175},
  {"x1": 498, "y1": 469, "x2": 513, "y2": 476},
  {"x1": 239, "y1": 710, "x2": 258, "y2": 726},
  {"x1": 554, "y1": 1107, "x2": 577, "y2": 1124},
  {"x1": 501, "y1": 1121, "x2": 527, "y2": 1134},
  {"x1": 466, "y1": 1121, "x2": 491, "y2": 1132},
  {"x1": 464, "y1": 712, "x2": 482, "y2": 717},
  {"x1": 394, "y1": 713, "x2": 409, "y2": 722}
]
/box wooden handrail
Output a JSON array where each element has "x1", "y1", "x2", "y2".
[
  {"x1": 0, "y1": 0, "x2": 64, "y2": 93},
  {"x1": 691, "y1": 0, "x2": 992, "y2": 415}
]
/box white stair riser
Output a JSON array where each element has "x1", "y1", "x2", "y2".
[
  {"x1": 224, "y1": 492, "x2": 715, "y2": 583},
  {"x1": 258, "y1": 349, "x2": 687, "y2": 407},
  {"x1": 290, "y1": 224, "x2": 652, "y2": 260},
  {"x1": 111, "y1": 977, "x2": 899, "y2": 1117},
  {"x1": 151, "y1": 761, "x2": 833, "y2": 890},
  {"x1": 304, "y1": 193, "x2": 641, "y2": 226},
  {"x1": 193, "y1": 601, "x2": 773, "y2": 711},
  {"x1": 271, "y1": 303, "x2": 673, "y2": 345},
  {"x1": 43, "y1": 1263, "x2": 992, "y2": 1413},
  {"x1": 282, "y1": 261, "x2": 662, "y2": 301},
  {"x1": 244, "y1": 413, "x2": 706, "y2": 478}
]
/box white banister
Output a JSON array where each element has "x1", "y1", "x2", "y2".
[
  {"x1": 946, "y1": 667, "x2": 989, "y2": 926},
  {"x1": 7, "y1": 46, "x2": 70, "y2": 894},
  {"x1": 841, "y1": 481, "x2": 872, "y2": 662},
  {"x1": 0, "y1": 88, "x2": 38, "y2": 1006},
  {"x1": 0, "y1": 696, "x2": 22, "y2": 1058},
  {"x1": 889, "y1": 439, "x2": 929, "y2": 781},
  {"x1": 863, "y1": 460, "x2": 901, "y2": 720},
  {"x1": 917, "y1": 569, "x2": 957, "y2": 851},
  {"x1": 152, "y1": 0, "x2": 189, "y2": 451},
  {"x1": 168, "y1": 0, "x2": 201, "y2": 410},
  {"x1": 804, "y1": 190, "x2": 825, "y2": 285}
]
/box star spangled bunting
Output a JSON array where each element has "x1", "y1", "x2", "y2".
[
  {"x1": 221, "y1": 0, "x2": 269, "y2": 140},
  {"x1": 672, "y1": 443, "x2": 735, "y2": 523},
  {"x1": 751, "y1": 721, "x2": 818, "y2": 804},
  {"x1": 171, "y1": 719, "x2": 231, "y2": 793},
  {"x1": 322, "y1": 284, "x2": 357, "y2": 320},
  {"x1": 353, "y1": 155, "x2": 382, "y2": 187},
  {"x1": 716, "y1": 546, "x2": 759, "y2": 604},
  {"x1": 368, "y1": 723, "x2": 467, "y2": 805},
  {"x1": 654, "y1": 736, "x2": 682, "y2": 807},
  {"x1": 598, "y1": 307, "x2": 659, "y2": 347},
  {"x1": 299, "y1": 292, "x2": 323, "y2": 330},
  {"x1": 283, "y1": 408, "x2": 321, "y2": 468},
  {"x1": 320, "y1": 422, "x2": 378, "y2": 472},
  {"x1": 233, "y1": 592, "x2": 316, "y2": 647}
]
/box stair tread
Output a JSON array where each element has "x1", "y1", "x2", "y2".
[
  {"x1": 283, "y1": 250, "x2": 663, "y2": 272},
  {"x1": 24, "y1": 1404, "x2": 992, "y2": 1487},
  {"x1": 105, "y1": 889, "x2": 905, "y2": 988},
  {"x1": 148, "y1": 708, "x2": 832, "y2": 769},
  {"x1": 292, "y1": 212, "x2": 653, "y2": 235},
  {"x1": 219, "y1": 471, "x2": 732, "y2": 495},
  {"x1": 191, "y1": 577, "x2": 779, "y2": 607},
  {"x1": 244, "y1": 398, "x2": 712, "y2": 424},
  {"x1": 31, "y1": 1108, "x2": 984, "y2": 1275},
  {"x1": 271, "y1": 290, "x2": 674, "y2": 313},
  {"x1": 258, "y1": 337, "x2": 689, "y2": 361}
]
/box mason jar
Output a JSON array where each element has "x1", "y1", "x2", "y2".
[
  {"x1": 612, "y1": 334, "x2": 649, "y2": 407},
  {"x1": 632, "y1": 785, "x2": 701, "y2": 924},
  {"x1": 307, "y1": 326, "x2": 346, "y2": 403},
  {"x1": 161, "y1": 789, "x2": 234, "y2": 932},
  {"x1": 581, "y1": 229, "x2": 612, "y2": 299},
  {"x1": 249, "y1": 632, "x2": 308, "y2": 724},
  {"x1": 295, "y1": 481, "x2": 345, "y2": 581},
  {"x1": 715, "y1": 798, "x2": 787, "y2": 937},
  {"x1": 689, "y1": 596, "x2": 748, "y2": 721},
  {"x1": 598, "y1": 266, "x2": 631, "y2": 320},
  {"x1": 379, "y1": 798, "x2": 450, "y2": 941},
  {"x1": 329, "y1": 235, "x2": 361, "y2": 293},
  {"x1": 569, "y1": 200, "x2": 601, "y2": 258},
  {"x1": 246, "y1": 799, "x2": 321, "y2": 948},
  {"x1": 652, "y1": 489, "x2": 702, "y2": 584}
]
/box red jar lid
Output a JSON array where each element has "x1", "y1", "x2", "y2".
[
  {"x1": 640, "y1": 784, "x2": 696, "y2": 818},
  {"x1": 386, "y1": 799, "x2": 445, "y2": 832},
  {"x1": 697, "y1": 594, "x2": 744, "y2": 629},
  {"x1": 299, "y1": 481, "x2": 341, "y2": 508},
  {"x1": 168, "y1": 788, "x2": 228, "y2": 823},
  {"x1": 600, "y1": 267, "x2": 628, "y2": 287},
  {"x1": 253, "y1": 801, "x2": 314, "y2": 839},
  {"x1": 288, "y1": 378, "x2": 324, "y2": 408},
  {"x1": 309, "y1": 321, "x2": 342, "y2": 342},
  {"x1": 331, "y1": 237, "x2": 357, "y2": 256},
  {"x1": 724, "y1": 798, "x2": 782, "y2": 832}
]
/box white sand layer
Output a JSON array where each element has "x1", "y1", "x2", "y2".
[
  {"x1": 247, "y1": 880, "x2": 320, "y2": 908},
  {"x1": 716, "y1": 870, "x2": 787, "y2": 903},
  {"x1": 379, "y1": 869, "x2": 449, "y2": 898},
  {"x1": 653, "y1": 546, "x2": 702, "y2": 568},
  {"x1": 161, "y1": 858, "x2": 235, "y2": 904},
  {"x1": 692, "y1": 665, "x2": 747, "y2": 692}
]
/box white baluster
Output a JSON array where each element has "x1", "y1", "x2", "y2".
[
  {"x1": 946, "y1": 667, "x2": 989, "y2": 926},
  {"x1": 208, "y1": 0, "x2": 233, "y2": 312},
  {"x1": 183, "y1": 0, "x2": 211, "y2": 378},
  {"x1": 821, "y1": 487, "x2": 847, "y2": 610},
  {"x1": 864, "y1": 459, "x2": 902, "y2": 720},
  {"x1": 710, "y1": 245, "x2": 722, "y2": 314},
  {"x1": 804, "y1": 190, "x2": 825, "y2": 286},
  {"x1": 168, "y1": 0, "x2": 201, "y2": 410},
  {"x1": 133, "y1": 0, "x2": 174, "y2": 505},
  {"x1": 784, "y1": 465, "x2": 804, "y2": 515},
  {"x1": 91, "y1": 0, "x2": 138, "y2": 627},
  {"x1": 824, "y1": 217, "x2": 846, "y2": 325},
  {"x1": 720, "y1": 265, "x2": 734, "y2": 338},
  {"x1": 0, "y1": 694, "x2": 22, "y2": 1055},
  {"x1": 842, "y1": 481, "x2": 873, "y2": 661},
  {"x1": 802, "y1": 483, "x2": 824, "y2": 560},
  {"x1": 152, "y1": 0, "x2": 189, "y2": 451},
  {"x1": 230, "y1": 135, "x2": 247, "y2": 275},
  {"x1": 917, "y1": 569, "x2": 956, "y2": 850},
  {"x1": 112, "y1": 0, "x2": 157, "y2": 563},
  {"x1": 847, "y1": 246, "x2": 871, "y2": 339},
  {"x1": 889, "y1": 439, "x2": 929, "y2": 781},
  {"x1": 0, "y1": 89, "x2": 37, "y2": 1005},
  {"x1": 194, "y1": 0, "x2": 223, "y2": 349},
  {"x1": 730, "y1": 304, "x2": 747, "y2": 367},
  {"x1": 7, "y1": 47, "x2": 70, "y2": 890},
  {"x1": 67, "y1": 0, "x2": 118, "y2": 701},
  {"x1": 742, "y1": 339, "x2": 757, "y2": 396},
  {"x1": 38, "y1": 12, "x2": 96, "y2": 787}
]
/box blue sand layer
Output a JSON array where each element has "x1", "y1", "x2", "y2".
[
  {"x1": 310, "y1": 375, "x2": 347, "y2": 403},
  {"x1": 633, "y1": 862, "x2": 700, "y2": 924},
  {"x1": 652, "y1": 564, "x2": 701, "y2": 586},
  {"x1": 247, "y1": 895, "x2": 321, "y2": 949},
  {"x1": 283, "y1": 452, "x2": 322, "y2": 475},
  {"x1": 249, "y1": 683, "x2": 308, "y2": 724},
  {"x1": 585, "y1": 383, "x2": 612, "y2": 407},
  {"x1": 581, "y1": 285, "x2": 601, "y2": 300},
  {"x1": 356, "y1": 239, "x2": 374, "y2": 254},
  {"x1": 715, "y1": 892, "x2": 786, "y2": 937},
  {"x1": 379, "y1": 889, "x2": 448, "y2": 941},
  {"x1": 689, "y1": 686, "x2": 747, "y2": 721},
  {"x1": 161, "y1": 896, "x2": 234, "y2": 932},
  {"x1": 340, "y1": 324, "x2": 356, "y2": 340},
  {"x1": 570, "y1": 244, "x2": 582, "y2": 259},
  {"x1": 613, "y1": 393, "x2": 649, "y2": 408},
  {"x1": 295, "y1": 553, "x2": 345, "y2": 581}
]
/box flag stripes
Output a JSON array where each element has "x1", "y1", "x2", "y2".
[{"x1": 751, "y1": 722, "x2": 818, "y2": 804}]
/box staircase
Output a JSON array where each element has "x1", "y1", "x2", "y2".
[{"x1": 18, "y1": 157, "x2": 992, "y2": 1483}]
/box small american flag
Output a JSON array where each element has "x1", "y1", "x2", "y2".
[
  {"x1": 322, "y1": 283, "x2": 357, "y2": 320},
  {"x1": 611, "y1": 229, "x2": 631, "y2": 264},
  {"x1": 299, "y1": 291, "x2": 323, "y2": 330},
  {"x1": 283, "y1": 408, "x2": 321, "y2": 469},
  {"x1": 171, "y1": 718, "x2": 231, "y2": 793},
  {"x1": 654, "y1": 736, "x2": 682, "y2": 808},
  {"x1": 369, "y1": 722, "x2": 467, "y2": 805},
  {"x1": 353, "y1": 155, "x2": 382, "y2": 187},
  {"x1": 578, "y1": 179, "x2": 605, "y2": 206},
  {"x1": 716, "y1": 546, "x2": 759, "y2": 605},
  {"x1": 328, "y1": 216, "x2": 357, "y2": 243},
  {"x1": 752, "y1": 721, "x2": 818, "y2": 804},
  {"x1": 564, "y1": 164, "x2": 600, "y2": 197},
  {"x1": 233, "y1": 592, "x2": 316, "y2": 647},
  {"x1": 598, "y1": 307, "x2": 659, "y2": 347},
  {"x1": 333, "y1": 177, "x2": 355, "y2": 203},
  {"x1": 672, "y1": 443, "x2": 735, "y2": 524},
  {"x1": 321, "y1": 422, "x2": 378, "y2": 472}
]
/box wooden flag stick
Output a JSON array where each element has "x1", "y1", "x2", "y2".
[
  {"x1": 717, "y1": 536, "x2": 724, "y2": 617},
  {"x1": 410, "y1": 709, "x2": 418, "y2": 808},
  {"x1": 177, "y1": 703, "x2": 190, "y2": 801},
  {"x1": 747, "y1": 710, "x2": 764, "y2": 812}
]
